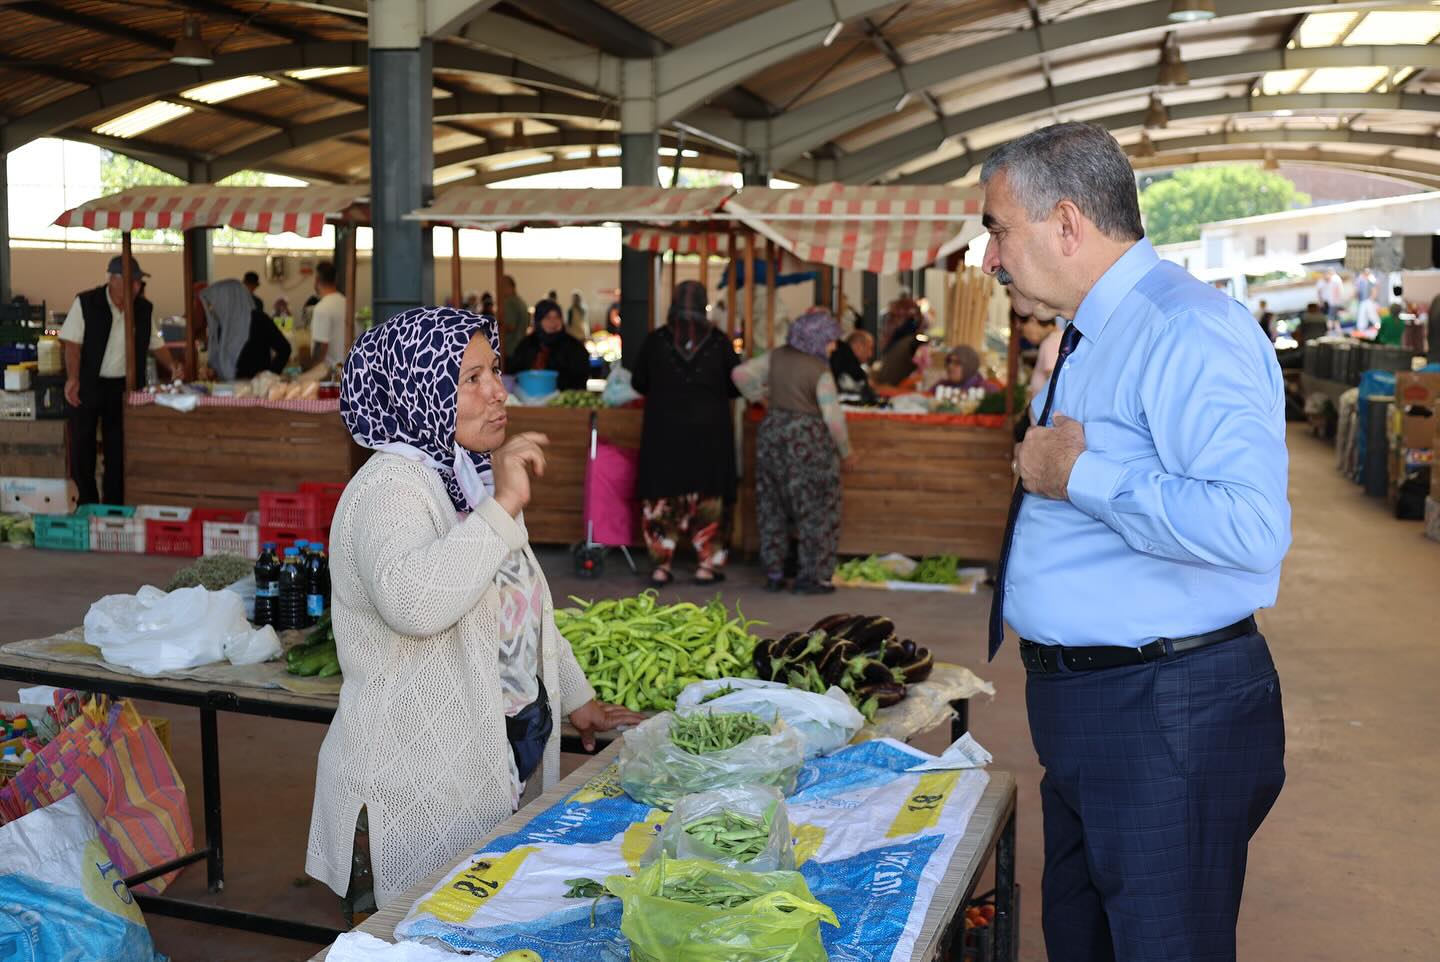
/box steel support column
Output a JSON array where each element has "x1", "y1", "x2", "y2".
[
  {"x1": 0, "y1": 155, "x2": 10, "y2": 302},
  {"x1": 740, "y1": 152, "x2": 769, "y2": 187},
  {"x1": 620, "y1": 131, "x2": 658, "y2": 369},
  {"x1": 370, "y1": 1, "x2": 434, "y2": 325},
  {"x1": 862, "y1": 271, "x2": 879, "y2": 336}
]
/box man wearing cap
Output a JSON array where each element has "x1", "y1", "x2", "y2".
[{"x1": 61, "y1": 255, "x2": 183, "y2": 505}]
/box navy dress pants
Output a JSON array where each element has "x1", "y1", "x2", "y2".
[{"x1": 1025, "y1": 631, "x2": 1285, "y2": 962}]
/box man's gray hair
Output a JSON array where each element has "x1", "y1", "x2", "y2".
[{"x1": 979, "y1": 122, "x2": 1144, "y2": 242}]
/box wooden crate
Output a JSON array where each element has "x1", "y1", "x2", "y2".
[
  {"x1": 738, "y1": 413, "x2": 1012, "y2": 563},
  {"x1": 0, "y1": 419, "x2": 66, "y2": 478},
  {"x1": 124, "y1": 405, "x2": 370, "y2": 514}
]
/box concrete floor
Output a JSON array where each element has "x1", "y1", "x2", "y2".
[{"x1": 1, "y1": 424, "x2": 1436, "y2": 961}]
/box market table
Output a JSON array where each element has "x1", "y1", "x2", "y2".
[
  {"x1": 738, "y1": 408, "x2": 1014, "y2": 562},
  {"x1": 124, "y1": 394, "x2": 370, "y2": 513},
  {"x1": 307, "y1": 742, "x2": 1019, "y2": 962}
]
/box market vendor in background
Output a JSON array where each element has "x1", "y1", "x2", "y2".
[
  {"x1": 733, "y1": 307, "x2": 854, "y2": 595},
  {"x1": 872, "y1": 325, "x2": 928, "y2": 390},
  {"x1": 61, "y1": 254, "x2": 183, "y2": 506},
  {"x1": 242, "y1": 270, "x2": 264, "y2": 313},
  {"x1": 309, "y1": 260, "x2": 348, "y2": 372},
  {"x1": 566, "y1": 290, "x2": 589, "y2": 340},
  {"x1": 310, "y1": 306, "x2": 642, "y2": 922},
  {"x1": 934, "y1": 346, "x2": 986, "y2": 393},
  {"x1": 1375, "y1": 300, "x2": 1406, "y2": 346},
  {"x1": 499, "y1": 274, "x2": 529, "y2": 358},
  {"x1": 631, "y1": 280, "x2": 740, "y2": 586},
  {"x1": 1296, "y1": 302, "x2": 1329, "y2": 346},
  {"x1": 829, "y1": 329, "x2": 877, "y2": 403},
  {"x1": 508, "y1": 299, "x2": 591, "y2": 391},
  {"x1": 196, "y1": 279, "x2": 291, "y2": 380}
]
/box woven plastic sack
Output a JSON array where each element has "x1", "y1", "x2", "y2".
[
  {"x1": 645, "y1": 785, "x2": 795, "y2": 872},
  {"x1": 676, "y1": 678, "x2": 864, "y2": 759},
  {"x1": 0, "y1": 794, "x2": 163, "y2": 962},
  {"x1": 619, "y1": 712, "x2": 804, "y2": 810},
  {"x1": 606, "y1": 857, "x2": 836, "y2": 962}
]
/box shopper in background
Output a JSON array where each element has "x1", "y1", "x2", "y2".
[
  {"x1": 733, "y1": 307, "x2": 853, "y2": 595},
  {"x1": 1297, "y1": 302, "x2": 1329, "y2": 345},
  {"x1": 234, "y1": 299, "x2": 292, "y2": 379},
  {"x1": 566, "y1": 290, "x2": 589, "y2": 340},
  {"x1": 499, "y1": 275, "x2": 529, "y2": 359},
  {"x1": 481, "y1": 292, "x2": 495, "y2": 316},
  {"x1": 273, "y1": 297, "x2": 292, "y2": 319},
  {"x1": 631, "y1": 280, "x2": 740, "y2": 586},
  {"x1": 1375, "y1": 300, "x2": 1405, "y2": 346},
  {"x1": 309, "y1": 260, "x2": 348, "y2": 371},
  {"x1": 829, "y1": 329, "x2": 876, "y2": 402},
  {"x1": 61, "y1": 255, "x2": 183, "y2": 505},
  {"x1": 311, "y1": 306, "x2": 641, "y2": 922},
  {"x1": 507, "y1": 299, "x2": 591, "y2": 391},
  {"x1": 1321, "y1": 267, "x2": 1345, "y2": 320},
  {"x1": 605, "y1": 301, "x2": 622, "y2": 335},
  {"x1": 242, "y1": 270, "x2": 264, "y2": 313},
  {"x1": 981, "y1": 121, "x2": 1288, "y2": 962}
]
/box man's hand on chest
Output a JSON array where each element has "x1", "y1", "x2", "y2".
[{"x1": 1018, "y1": 413, "x2": 1087, "y2": 500}]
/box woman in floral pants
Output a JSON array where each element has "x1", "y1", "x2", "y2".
[{"x1": 733, "y1": 308, "x2": 854, "y2": 593}]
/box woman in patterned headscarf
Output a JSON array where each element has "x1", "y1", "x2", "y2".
[
  {"x1": 309, "y1": 307, "x2": 641, "y2": 922},
  {"x1": 732, "y1": 306, "x2": 855, "y2": 594}
]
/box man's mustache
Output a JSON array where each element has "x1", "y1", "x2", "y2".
[{"x1": 995, "y1": 267, "x2": 1014, "y2": 286}]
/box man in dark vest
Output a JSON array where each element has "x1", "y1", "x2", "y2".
[{"x1": 60, "y1": 255, "x2": 182, "y2": 505}]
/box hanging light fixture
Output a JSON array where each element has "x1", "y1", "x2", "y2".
[
  {"x1": 170, "y1": 16, "x2": 214, "y2": 67},
  {"x1": 1263, "y1": 149, "x2": 1279, "y2": 171},
  {"x1": 1145, "y1": 94, "x2": 1169, "y2": 129},
  {"x1": 1168, "y1": 0, "x2": 1217, "y2": 22},
  {"x1": 1158, "y1": 33, "x2": 1190, "y2": 86},
  {"x1": 510, "y1": 119, "x2": 529, "y2": 149},
  {"x1": 1135, "y1": 132, "x2": 1157, "y2": 158}
]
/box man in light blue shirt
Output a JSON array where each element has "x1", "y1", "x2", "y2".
[{"x1": 980, "y1": 122, "x2": 1288, "y2": 962}]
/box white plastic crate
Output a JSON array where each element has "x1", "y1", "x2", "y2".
[
  {"x1": 90, "y1": 516, "x2": 145, "y2": 553},
  {"x1": 136, "y1": 505, "x2": 193, "y2": 522},
  {"x1": 202, "y1": 520, "x2": 259, "y2": 560},
  {"x1": 0, "y1": 392, "x2": 36, "y2": 421}
]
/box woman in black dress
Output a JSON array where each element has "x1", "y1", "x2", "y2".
[{"x1": 631, "y1": 280, "x2": 739, "y2": 586}]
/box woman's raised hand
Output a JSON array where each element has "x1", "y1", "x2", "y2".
[{"x1": 492, "y1": 432, "x2": 549, "y2": 517}]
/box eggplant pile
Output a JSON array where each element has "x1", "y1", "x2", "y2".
[{"x1": 752, "y1": 614, "x2": 934, "y2": 719}]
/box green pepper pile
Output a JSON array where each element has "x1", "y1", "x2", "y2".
[
  {"x1": 835, "y1": 554, "x2": 961, "y2": 585},
  {"x1": 669, "y1": 711, "x2": 772, "y2": 755},
  {"x1": 286, "y1": 612, "x2": 340, "y2": 677},
  {"x1": 681, "y1": 804, "x2": 779, "y2": 864},
  {"x1": 547, "y1": 390, "x2": 604, "y2": 409},
  {"x1": 556, "y1": 593, "x2": 762, "y2": 711}
]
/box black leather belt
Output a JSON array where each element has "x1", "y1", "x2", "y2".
[{"x1": 1019, "y1": 616, "x2": 1256, "y2": 674}]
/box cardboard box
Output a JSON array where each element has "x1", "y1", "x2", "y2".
[
  {"x1": 0, "y1": 476, "x2": 77, "y2": 515},
  {"x1": 1394, "y1": 372, "x2": 1440, "y2": 409}
]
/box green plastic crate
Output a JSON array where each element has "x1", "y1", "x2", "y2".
[
  {"x1": 34, "y1": 514, "x2": 90, "y2": 551},
  {"x1": 76, "y1": 504, "x2": 135, "y2": 519}
]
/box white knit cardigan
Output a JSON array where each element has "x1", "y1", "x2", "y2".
[{"x1": 305, "y1": 453, "x2": 595, "y2": 908}]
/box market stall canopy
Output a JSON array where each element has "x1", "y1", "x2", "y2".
[
  {"x1": 410, "y1": 186, "x2": 736, "y2": 231},
  {"x1": 725, "y1": 185, "x2": 985, "y2": 273},
  {"x1": 54, "y1": 186, "x2": 371, "y2": 238}
]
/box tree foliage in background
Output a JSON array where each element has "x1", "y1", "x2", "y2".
[
  {"x1": 1139, "y1": 166, "x2": 1310, "y2": 246},
  {"x1": 98, "y1": 151, "x2": 274, "y2": 245}
]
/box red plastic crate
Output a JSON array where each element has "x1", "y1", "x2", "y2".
[
  {"x1": 192, "y1": 507, "x2": 247, "y2": 525},
  {"x1": 145, "y1": 519, "x2": 202, "y2": 557},
  {"x1": 260, "y1": 525, "x2": 325, "y2": 554},
  {"x1": 259, "y1": 491, "x2": 320, "y2": 529},
  {"x1": 299, "y1": 482, "x2": 345, "y2": 528}
]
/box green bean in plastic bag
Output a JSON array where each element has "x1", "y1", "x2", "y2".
[
  {"x1": 605, "y1": 857, "x2": 837, "y2": 962},
  {"x1": 619, "y1": 711, "x2": 804, "y2": 810}
]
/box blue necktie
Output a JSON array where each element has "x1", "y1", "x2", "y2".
[{"x1": 987, "y1": 323, "x2": 1083, "y2": 661}]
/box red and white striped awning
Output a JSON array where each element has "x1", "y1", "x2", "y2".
[
  {"x1": 55, "y1": 186, "x2": 370, "y2": 237},
  {"x1": 412, "y1": 186, "x2": 735, "y2": 230},
  {"x1": 725, "y1": 185, "x2": 984, "y2": 272}
]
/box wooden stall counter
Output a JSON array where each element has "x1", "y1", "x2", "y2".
[
  {"x1": 739, "y1": 407, "x2": 1013, "y2": 562},
  {"x1": 505, "y1": 405, "x2": 642, "y2": 544},
  {"x1": 0, "y1": 419, "x2": 68, "y2": 478},
  {"x1": 124, "y1": 394, "x2": 368, "y2": 512}
]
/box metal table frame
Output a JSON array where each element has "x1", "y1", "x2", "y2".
[
  {"x1": 0, "y1": 655, "x2": 346, "y2": 945},
  {"x1": 2, "y1": 653, "x2": 976, "y2": 950}
]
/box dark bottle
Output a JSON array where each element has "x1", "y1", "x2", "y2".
[
  {"x1": 305, "y1": 542, "x2": 330, "y2": 620},
  {"x1": 277, "y1": 547, "x2": 308, "y2": 630},
  {"x1": 294, "y1": 539, "x2": 312, "y2": 597},
  {"x1": 253, "y1": 542, "x2": 279, "y2": 627}
]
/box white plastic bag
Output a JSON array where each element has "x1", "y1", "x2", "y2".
[
  {"x1": 618, "y1": 711, "x2": 804, "y2": 810},
  {"x1": 644, "y1": 784, "x2": 795, "y2": 872},
  {"x1": 0, "y1": 794, "x2": 163, "y2": 962},
  {"x1": 225, "y1": 623, "x2": 281, "y2": 666},
  {"x1": 84, "y1": 585, "x2": 263, "y2": 674},
  {"x1": 676, "y1": 678, "x2": 865, "y2": 759},
  {"x1": 602, "y1": 365, "x2": 641, "y2": 407}
]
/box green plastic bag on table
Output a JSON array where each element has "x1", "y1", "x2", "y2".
[
  {"x1": 606, "y1": 857, "x2": 837, "y2": 962},
  {"x1": 618, "y1": 712, "x2": 804, "y2": 810}
]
